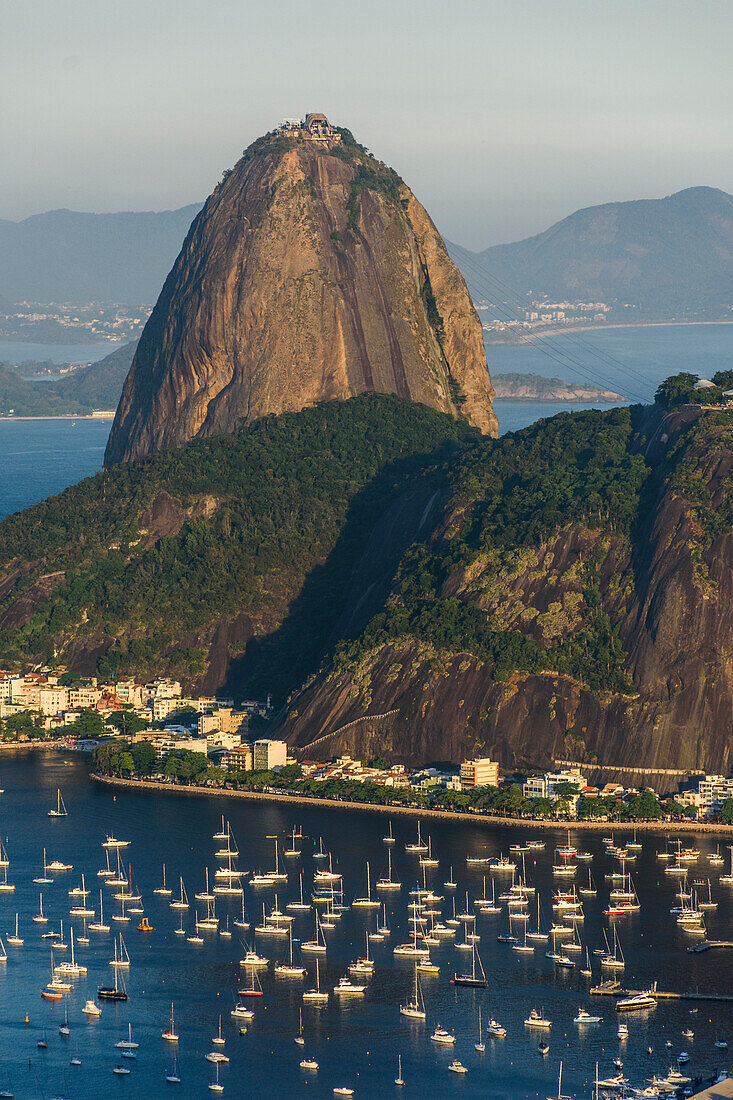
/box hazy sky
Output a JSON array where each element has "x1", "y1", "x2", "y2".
[{"x1": 2, "y1": 0, "x2": 732, "y2": 247}]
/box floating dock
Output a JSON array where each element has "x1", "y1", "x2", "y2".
[{"x1": 590, "y1": 980, "x2": 733, "y2": 1003}]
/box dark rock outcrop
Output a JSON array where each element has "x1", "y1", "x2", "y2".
[
  {"x1": 105, "y1": 124, "x2": 497, "y2": 465},
  {"x1": 278, "y1": 407, "x2": 733, "y2": 774}
]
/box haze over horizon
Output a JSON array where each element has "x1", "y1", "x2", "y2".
[{"x1": 3, "y1": 0, "x2": 732, "y2": 248}]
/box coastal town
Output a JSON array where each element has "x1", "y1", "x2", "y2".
[{"x1": 4, "y1": 667, "x2": 732, "y2": 826}]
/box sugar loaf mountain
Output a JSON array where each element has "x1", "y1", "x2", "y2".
[
  {"x1": 104, "y1": 114, "x2": 497, "y2": 464},
  {"x1": 1, "y1": 116, "x2": 732, "y2": 776}
]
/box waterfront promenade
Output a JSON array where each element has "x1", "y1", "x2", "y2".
[{"x1": 91, "y1": 772, "x2": 733, "y2": 836}]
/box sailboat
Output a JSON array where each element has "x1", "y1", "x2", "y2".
[
  {"x1": 400, "y1": 962, "x2": 426, "y2": 1019},
  {"x1": 580, "y1": 946, "x2": 593, "y2": 977},
  {"x1": 208, "y1": 1061, "x2": 224, "y2": 1093},
  {"x1": 475, "y1": 1006, "x2": 486, "y2": 1052},
  {"x1": 170, "y1": 877, "x2": 189, "y2": 910},
  {"x1": 600, "y1": 926, "x2": 625, "y2": 971},
  {"x1": 384, "y1": 821, "x2": 395, "y2": 845},
  {"x1": 547, "y1": 1060, "x2": 573, "y2": 1100},
  {"x1": 212, "y1": 1016, "x2": 225, "y2": 1046},
  {"x1": 232, "y1": 893, "x2": 249, "y2": 928},
  {"x1": 116, "y1": 1022, "x2": 138, "y2": 1051},
  {"x1": 7, "y1": 913, "x2": 23, "y2": 945},
  {"x1": 88, "y1": 890, "x2": 110, "y2": 932},
  {"x1": 286, "y1": 872, "x2": 311, "y2": 913},
  {"x1": 48, "y1": 788, "x2": 68, "y2": 817},
  {"x1": 283, "y1": 826, "x2": 301, "y2": 857},
  {"x1": 301, "y1": 908, "x2": 327, "y2": 953},
  {"x1": 166, "y1": 1056, "x2": 181, "y2": 1085},
  {"x1": 376, "y1": 846, "x2": 401, "y2": 890},
  {"x1": 274, "y1": 925, "x2": 306, "y2": 977},
  {"x1": 32, "y1": 892, "x2": 48, "y2": 924},
  {"x1": 302, "y1": 957, "x2": 328, "y2": 1003},
  {"x1": 352, "y1": 861, "x2": 379, "y2": 907},
  {"x1": 294, "y1": 1009, "x2": 305, "y2": 1046},
  {"x1": 98, "y1": 964, "x2": 127, "y2": 1001},
  {"x1": 69, "y1": 873, "x2": 94, "y2": 916},
  {"x1": 452, "y1": 939, "x2": 488, "y2": 987},
  {"x1": 579, "y1": 867, "x2": 597, "y2": 896},
  {"x1": 55, "y1": 927, "x2": 86, "y2": 975},
  {"x1": 33, "y1": 848, "x2": 53, "y2": 885},
  {"x1": 526, "y1": 895, "x2": 550, "y2": 942},
  {"x1": 395, "y1": 1054, "x2": 405, "y2": 1086},
  {"x1": 0, "y1": 863, "x2": 14, "y2": 893},
  {"x1": 154, "y1": 864, "x2": 172, "y2": 897},
  {"x1": 405, "y1": 822, "x2": 428, "y2": 854}
]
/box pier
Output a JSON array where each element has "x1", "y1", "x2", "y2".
[{"x1": 590, "y1": 980, "x2": 733, "y2": 1003}]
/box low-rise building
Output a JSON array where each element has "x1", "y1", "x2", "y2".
[{"x1": 460, "y1": 757, "x2": 499, "y2": 791}]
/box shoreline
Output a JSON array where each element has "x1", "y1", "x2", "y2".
[
  {"x1": 487, "y1": 319, "x2": 733, "y2": 346},
  {"x1": 0, "y1": 412, "x2": 115, "y2": 422},
  {"x1": 91, "y1": 772, "x2": 733, "y2": 836}
]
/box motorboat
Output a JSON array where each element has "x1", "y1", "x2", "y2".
[
  {"x1": 430, "y1": 1026, "x2": 456, "y2": 1045},
  {"x1": 574, "y1": 1008, "x2": 602, "y2": 1025},
  {"x1": 525, "y1": 1007, "x2": 552, "y2": 1028}
]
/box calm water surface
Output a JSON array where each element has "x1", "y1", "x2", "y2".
[{"x1": 0, "y1": 754, "x2": 731, "y2": 1099}]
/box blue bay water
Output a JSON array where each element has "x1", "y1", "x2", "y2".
[
  {"x1": 0, "y1": 340, "x2": 123, "y2": 366},
  {"x1": 0, "y1": 754, "x2": 731, "y2": 1100}
]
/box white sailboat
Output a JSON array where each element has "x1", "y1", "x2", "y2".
[
  {"x1": 303, "y1": 957, "x2": 328, "y2": 1003},
  {"x1": 48, "y1": 788, "x2": 67, "y2": 817},
  {"x1": 7, "y1": 913, "x2": 23, "y2": 945},
  {"x1": 88, "y1": 890, "x2": 110, "y2": 932},
  {"x1": 352, "y1": 861, "x2": 379, "y2": 907},
  {"x1": 399, "y1": 963, "x2": 426, "y2": 1019},
  {"x1": 33, "y1": 848, "x2": 53, "y2": 885},
  {"x1": 170, "y1": 877, "x2": 189, "y2": 910},
  {"x1": 376, "y1": 846, "x2": 401, "y2": 891},
  {"x1": 154, "y1": 863, "x2": 172, "y2": 896}
]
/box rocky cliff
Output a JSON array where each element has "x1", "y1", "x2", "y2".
[
  {"x1": 105, "y1": 124, "x2": 496, "y2": 465},
  {"x1": 277, "y1": 405, "x2": 733, "y2": 774}
]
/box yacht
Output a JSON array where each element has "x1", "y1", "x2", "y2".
[
  {"x1": 83, "y1": 999, "x2": 102, "y2": 1016},
  {"x1": 300, "y1": 1058, "x2": 319, "y2": 1071},
  {"x1": 525, "y1": 1007, "x2": 552, "y2": 1028},
  {"x1": 430, "y1": 1026, "x2": 456, "y2": 1045},
  {"x1": 615, "y1": 990, "x2": 657, "y2": 1012},
  {"x1": 487, "y1": 1018, "x2": 507, "y2": 1038},
  {"x1": 333, "y1": 976, "x2": 366, "y2": 996},
  {"x1": 574, "y1": 1008, "x2": 602, "y2": 1025},
  {"x1": 102, "y1": 835, "x2": 130, "y2": 849},
  {"x1": 448, "y1": 1060, "x2": 467, "y2": 1074}
]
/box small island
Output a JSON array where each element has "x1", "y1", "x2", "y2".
[{"x1": 491, "y1": 372, "x2": 625, "y2": 403}]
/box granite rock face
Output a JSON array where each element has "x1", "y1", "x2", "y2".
[{"x1": 105, "y1": 127, "x2": 496, "y2": 465}]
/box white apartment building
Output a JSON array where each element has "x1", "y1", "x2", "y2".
[
  {"x1": 523, "y1": 768, "x2": 585, "y2": 803},
  {"x1": 681, "y1": 774, "x2": 733, "y2": 818},
  {"x1": 253, "y1": 739, "x2": 288, "y2": 771}
]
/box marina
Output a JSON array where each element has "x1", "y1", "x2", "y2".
[{"x1": 0, "y1": 752, "x2": 732, "y2": 1097}]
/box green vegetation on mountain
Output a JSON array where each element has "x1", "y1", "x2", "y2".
[
  {"x1": 0, "y1": 342, "x2": 135, "y2": 417},
  {"x1": 336, "y1": 408, "x2": 647, "y2": 694},
  {"x1": 0, "y1": 396, "x2": 473, "y2": 694}
]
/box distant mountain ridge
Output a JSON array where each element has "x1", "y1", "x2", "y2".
[
  {"x1": 0, "y1": 205, "x2": 202, "y2": 304},
  {"x1": 449, "y1": 187, "x2": 733, "y2": 320}
]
